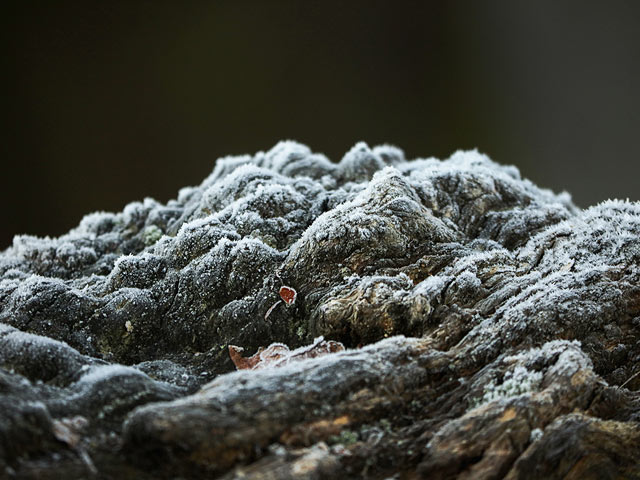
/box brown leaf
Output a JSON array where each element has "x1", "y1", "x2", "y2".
[
  {"x1": 279, "y1": 286, "x2": 297, "y2": 305},
  {"x1": 229, "y1": 336, "x2": 345, "y2": 371},
  {"x1": 228, "y1": 345, "x2": 264, "y2": 370}
]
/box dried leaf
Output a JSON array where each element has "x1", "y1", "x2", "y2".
[
  {"x1": 229, "y1": 336, "x2": 345, "y2": 371},
  {"x1": 228, "y1": 345, "x2": 264, "y2": 370},
  {"x1": 264, "y1": 285, "x2": 297, "y2": 321},
  {"x1": 279, "y1": 286, "x2": 297, "y2": 305}
]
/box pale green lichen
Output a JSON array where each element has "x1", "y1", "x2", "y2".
[
  {"x1": 142, "y1": 225, "x2": 163, "y2": 246},
  {"x1": 470, "y1": 365, "x2": 543, "y2": 409},
  {"x1": 530, "y1": 427, "x2": 543, "y2": 442}
]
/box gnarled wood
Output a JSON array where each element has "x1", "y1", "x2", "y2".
[{"x1": 1, "y1": 142, "x2": 638, "y2": 478}]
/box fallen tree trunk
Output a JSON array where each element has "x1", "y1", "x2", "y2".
[{"x1": 1, "y1": 142, "x2": 639, "y2": 479}]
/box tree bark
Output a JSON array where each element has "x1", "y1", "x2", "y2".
[{"x1": 1, "y1": 142, "x2": 638, "y2": 479}]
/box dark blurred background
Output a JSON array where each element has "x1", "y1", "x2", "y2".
[{"x1": 2, "y1": 1, "x2": 640, "y2": 248}]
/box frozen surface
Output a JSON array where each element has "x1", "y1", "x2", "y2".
[{"x1": 1, "y1": 141, "x2": 639, "y2": 478}]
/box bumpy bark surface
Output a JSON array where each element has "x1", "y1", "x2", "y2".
[{"x1": 1, "y1": 142, "x2": 639, "y2": 479}]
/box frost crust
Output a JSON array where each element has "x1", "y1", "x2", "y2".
[{"x1": 1, "y1": 142, "x2": 639, "y2": 478}]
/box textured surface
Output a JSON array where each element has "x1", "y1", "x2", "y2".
[{"x1": 1, "y1": 142, "x2": 639, "y2": 479}]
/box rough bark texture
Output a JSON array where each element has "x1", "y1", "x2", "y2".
[{"x1": 1, "y1": 142, "x2": 639, "y2": 479}]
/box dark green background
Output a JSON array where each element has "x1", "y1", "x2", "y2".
[{"x1": 3, "y1": 1, "x2": 640, "y2": 248}]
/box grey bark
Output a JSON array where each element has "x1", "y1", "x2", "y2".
[{"x1": 1, "y1": 142, "x2": 639, "y2": 479}]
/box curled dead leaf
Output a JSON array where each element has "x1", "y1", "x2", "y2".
[
  {"x1": 279, "y1": 286, "x2": 297, "y2": 305},
  {"x1": 229, "y1": 336, "x2": 345, "y2": 371}
]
